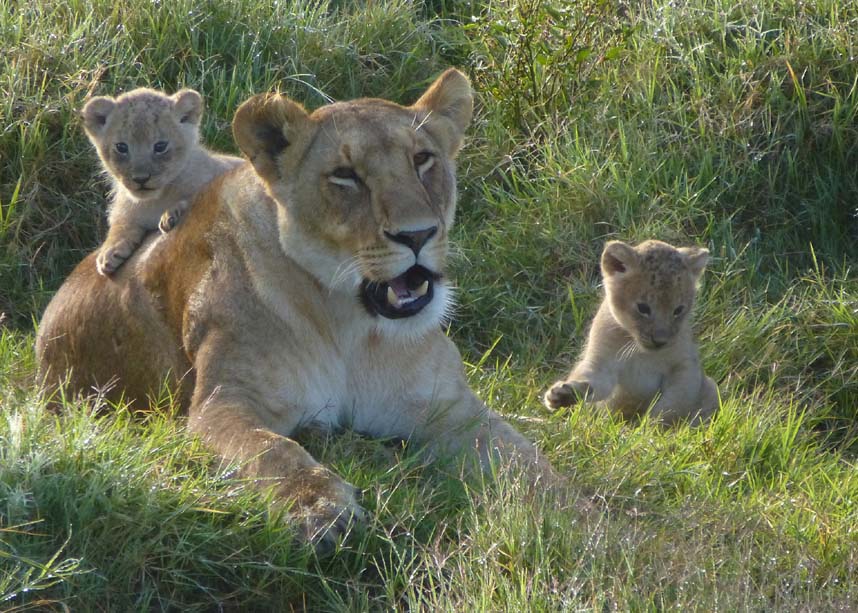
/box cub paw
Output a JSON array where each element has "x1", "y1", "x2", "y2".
[
  {"x1": 543, "y1": 380, "x2": 591, "y2": 410},
  {"x1": 158, "y1": 202, "x2": 187, "y2": 234},
  {"x1": 96, "y1": 241, "x2": 135, "y2": 276}
]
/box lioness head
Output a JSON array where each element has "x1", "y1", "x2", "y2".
[
  {"x1": 81, "y1": 87, "x2": 204, "y2": 200},
  {"x1": 232, "y1": 69, "x2": 473, "y2": 338},
  {"x1": 601, "y1": 239, "x2": 709, "y2": 351}
]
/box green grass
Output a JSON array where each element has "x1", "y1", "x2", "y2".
[{"x1": 2, "y1": 0, "x2": 857, "y2": 609}]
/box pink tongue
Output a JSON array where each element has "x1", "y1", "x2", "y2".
[{"x1": 388, "y1": 275, "x2": 411, "y2": 299}]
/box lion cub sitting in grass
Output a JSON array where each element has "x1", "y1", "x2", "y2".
[
  {"x1": 81, "y1": 87, "x2": 242, "y2": 275},
  {"x1": 544, "y1": 239, "x2": 718, "y2": 425}
]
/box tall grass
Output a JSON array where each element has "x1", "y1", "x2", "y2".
[{"x1": 1, "y1": 0, "x2": 857, "y2": 609}]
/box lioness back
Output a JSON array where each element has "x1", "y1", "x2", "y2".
[
  {"x1": 81, "y1": 87, "x2": 242, "y2": 275},
  {"x1": 544, "y1": 239, "x2": 718, "y2": 425}
]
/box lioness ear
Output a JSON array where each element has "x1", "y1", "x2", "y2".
[
  {"x1": 233, "y1": 93, "x2": 310, "y2": 183},
  {"x1": 680, "y1": 246, "x2": 710, "y2": 279},
  {"x1": 172, "y1": 89, "x2": 203, "y2": 125},
  {"x1": 410, "y1": 68, "x2": 473, "y2": 156},
  {"x1": 81, "y1": 96, "x2": 116, "y2": 137},
  {"x1": 601, "y1": 241, "x2": 639, "y2": 277}
]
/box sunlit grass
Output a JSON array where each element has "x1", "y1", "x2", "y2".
[{"x1": 1, "y1": 0, "x2": 857, "y2": 609}]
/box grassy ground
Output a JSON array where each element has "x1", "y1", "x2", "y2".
[{"x1": 2, "y1": 0, "x2": 857, "y2": 610}]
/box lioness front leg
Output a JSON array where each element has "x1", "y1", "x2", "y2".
[
  {"x1": 189, "y1": 389, "x2": 365, "y2": 548},
  {"x1": 96, "y1": 222, "x2": 147, "y2": 276},
  {"x1": 411, "y1": 390, "x2": 560, "y2": 486}
]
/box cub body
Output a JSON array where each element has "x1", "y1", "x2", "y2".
[
  {"x1": 544, "y1": 239, "x2": 718, "y2": 425},
  {"x1": 81, "y1": 87, "x2": 242, "y2": 275}
]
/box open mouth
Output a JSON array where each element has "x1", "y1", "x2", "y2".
[{"x1": 360, "y1": 265, "x2": 437, "y2": 319}]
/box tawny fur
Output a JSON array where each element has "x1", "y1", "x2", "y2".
[
  {"x1": 544, "y1": 240, "x2": 718, "y2": 425},
  {"x1": 81, "y1": 87, "x2": 242, "y2": 276},
  {"x1": 37, "y1": 70, "x2": 561, "y2": 548}
]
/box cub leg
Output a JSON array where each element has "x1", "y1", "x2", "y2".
[
  {"x1": 689, "y1": 375, "x2": 719, "y2": 426},
  {"x1": 544, "y1": 361, "x2": 617, "y2": 410},
  {"x1": 96, "y1": 221, "x2": 147, "y2": 276},
  {"x1": 649, "y1": 367, "x2": 715, "y2": 426},
  {"x1": 159, "y1": 199, "x2": 190, "y2": 234}
]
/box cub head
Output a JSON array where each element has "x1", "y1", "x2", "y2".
[
  {"x1": 232, "y1": 69, "x2": 473, "y2": 339},
  {"x1": 601, "y1": 239, "x2": 709, "y2": 351},
  {"x1": 81, "y1": 87, "x2": 204, "y2": 200}
]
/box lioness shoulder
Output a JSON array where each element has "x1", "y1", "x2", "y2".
[
  {"x1": 544, "y1": 239, "x2": 718, "y2": 425},
  {"x1": 81, "y1": 87, "x2": 242, "y2": 275}
]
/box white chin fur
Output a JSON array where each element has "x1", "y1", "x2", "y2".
[{"x1": 372, "y1": 282, "x2": 454, "y2": 344}]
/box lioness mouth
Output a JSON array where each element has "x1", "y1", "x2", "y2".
[{"x1": 360, "y1": 265, "x2": 437, "y2": 319}]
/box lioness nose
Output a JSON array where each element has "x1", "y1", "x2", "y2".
[
  {"x1": 385, "y1": 226, "x2": 438, "y2": 256},
  {"x1": 132, "y1": 174, "x2": 151, "y2": 188}
]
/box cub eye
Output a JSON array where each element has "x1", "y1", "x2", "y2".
[
  {"x1": 114, "y1": 142, "x2": 129, "y2": 154},
  {"x1": 673, "y1": 305, "x2": 685, "y2": 317},
  {"x1": 328, "y1": 167, "x2": 360, "y2": 188},
  {"x1": 636, "y1": 303, "x2": 651, "y2": 316},
  {"x1": 414, "y1": 151, "x2": 434, "y2": 177},
  {"x1": 153, "y1": 141, "x2": 169, "y2": 154}
]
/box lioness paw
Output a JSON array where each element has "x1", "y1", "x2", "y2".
[
  {"x1": 544, "y1": 380, "x2": 591, "y2": 410},
  {"x1": 293, "y1": 472, "x2": 366, "y2": 552},
  {"x1": 158, "y1": 201, "x2": 188, "y2": 234}
]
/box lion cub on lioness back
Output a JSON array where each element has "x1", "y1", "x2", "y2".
[
  {"x1": 81, "y1": 87, "x2": 242, "y2": 275},
  {"x1": 544, "y1": 239, "x2": 718, "y2": 425}
]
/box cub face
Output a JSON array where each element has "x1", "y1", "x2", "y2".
[
  {"x1": 601, "y1": 240, "x2": 709, "y2": 350},
  {"x1": 233, "y1": 69, "x2": 473, "y2": 337},
  {"x1": 81, "y1": 88, "x2": 204, "y2": 200}
]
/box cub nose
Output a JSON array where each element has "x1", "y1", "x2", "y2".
[
  {"x1": 132, "y1": 174, "x2": 151, "y2": 188},
  {"x1": 384, "y1": 226, "x2": 438, "y2": 256},
  {"x1": 650, "y1": 329, "x2": 671, "y2": 348}
]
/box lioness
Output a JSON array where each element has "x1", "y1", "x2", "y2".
[
  {"x1": 81, "y1": 87, "x2": 243, "y2": 276},
  {"x1": 36, "y1": 70, "x2": 558, "y2": 546},
  {"x1": 544, "y1": 240, "x2": 718, "y2": 425}
]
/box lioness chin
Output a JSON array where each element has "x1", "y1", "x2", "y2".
[{"x1": 36, "y1": 69, "x2": 560, "y2": 548}]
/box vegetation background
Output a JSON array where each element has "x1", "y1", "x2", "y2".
[{"x1": 1, "y1": 0, "x2": 856, "y2": 609}]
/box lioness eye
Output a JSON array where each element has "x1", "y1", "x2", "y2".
[
  {"x1": 114, "y1": 142, "x2": 129, "y2": 154},
  {"x1": 636, "y1": 303, "x2": 651, "y2": 316},
  {"x1": 153, "y1": 141, "x2": 169, "y2": 154},
  {"x1": 414, "y1": 151, "x2": 434, "y2": 177},
  {"x1": 329, "y1": 167, "x2": 360, "y2": 188},
  {"x1": 673, "y1": 305, "x2": 685, "y2": 317}
]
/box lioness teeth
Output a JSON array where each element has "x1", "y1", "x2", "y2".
[
  {"x1": 387, "y1": 286, "x2": 398, "y2": 306},
  {"x1": 415, "y1": 280, "x2": 429, "y2": 297}
]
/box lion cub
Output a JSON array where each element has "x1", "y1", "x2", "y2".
[
  {"x1": 81, "y1": 87, "x2": 242, "y2": 275},
  {"x1": 544, "y1": 239, "x2": 718, "y2": 425}
]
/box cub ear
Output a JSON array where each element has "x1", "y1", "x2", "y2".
[
  {"x1": 410, "y1": 68, "x2": 473, "y2": 157},
  {"x1": 680, "y1": 246, "x2": 710, "y2": 279},
  {"x1": 601, "y1": 241, "x2": 639, "y2": 277},
  {"x1": 232, "y1": 93, "x2": 311, "y2": 183},
  {"x1": 81, "y1": 96, "x2": 116, "y2": 137},
  {"x1": 172, "y1": 89, "x2": 203, "y2": 125}
]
